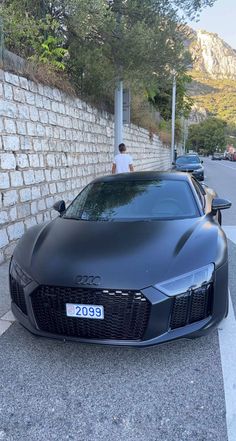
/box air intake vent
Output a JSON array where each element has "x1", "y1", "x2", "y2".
[
  {"x1": 31, "y1": 286, "x2": 151, "y2": 340},
  {"x1": 10, "y1": 275, "x2": 27, "y2": 315},
  {"x1": 170, "y1": 285, "x2": 212, "y2": 329}
]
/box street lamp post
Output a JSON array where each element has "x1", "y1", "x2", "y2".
[
  {"x1": 114, "y1": 80, "x2": 123, "y2": 155},
  {"x1": 182, "y1": 118, "x2": 188, "y2": 154},
  {"x1": 0, "y1": 17, "x2": 3, "y2": 65},
  {"x1": 171, "y1": 73, "x2": 176, "y2": 162},
  {"x1": 114, "y1": 0, "x2": 123, "y2": 155}
]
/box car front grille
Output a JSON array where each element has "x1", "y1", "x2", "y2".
[
  {"x1": 9, "y1": 275, "x2": 27, "y2": 315},
  {"x1": 170, "y1": 284, "x2": 212, "y2": 330},
  {"x1": 31, "y1": 286, "x2": 151, "y2": 340}
]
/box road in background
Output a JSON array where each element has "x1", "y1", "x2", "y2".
[
  {"x1": 0, "y1": 157, "x2": 235, "y2": 441},
  {"x1": 203, "y1": 157, "x2": 236, "y2": 224},
  {"x1": 203, "y1": 157, "x2": 236, "y2": 309}
]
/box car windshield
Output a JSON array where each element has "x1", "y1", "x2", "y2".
[
  {"x1": 63, "y1": 179, "x2": 199, "y2": 221},
  {"x1": 176, "y1": 156, "x2": 200, "y2": 165}
]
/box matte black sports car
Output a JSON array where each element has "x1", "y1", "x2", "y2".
[
  {"x1": 173, "y1": 154, "x2": 204, "y2": 181},
  {"x1": 10, "y1": 172, "x2": 231, "y2": 347}
]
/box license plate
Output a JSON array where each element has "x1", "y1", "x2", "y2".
[{"x1": 66, "y1": 303, "x2": 104, "y2": 320}]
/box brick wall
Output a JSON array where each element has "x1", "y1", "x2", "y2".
[{"x1": 0, "y1": 69, "x2": 171, "y2": 263}]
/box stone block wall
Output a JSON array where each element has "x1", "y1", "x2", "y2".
[{"x1": 0, "y1": 69, "x2": 171, "y2": 263}]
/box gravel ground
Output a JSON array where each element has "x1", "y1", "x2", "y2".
[
  {"x1": 0, "y1": 323, "x2": 227, "y2": 441},
  {"x1": 0, "y1": 261, "x2": 10, "y2": 317}
]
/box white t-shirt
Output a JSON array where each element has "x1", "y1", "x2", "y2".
[{"x1": 113, "y1": 153, "x2": 133, "y2": 174}]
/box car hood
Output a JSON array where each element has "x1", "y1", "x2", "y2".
[
  {"x1": 176, "y1": 163, "x2": 202, "y2": 171},
  {"x1": 14, "y1": 217, "x2": 225, "y2": 290}
]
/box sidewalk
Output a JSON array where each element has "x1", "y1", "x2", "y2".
[{"x1": 0, "y1": 260, "x2": 15, "y2": 335}]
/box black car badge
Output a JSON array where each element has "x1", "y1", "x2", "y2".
[{"x1": 75, "y1": 275, "x2": 101, "y2": 286}]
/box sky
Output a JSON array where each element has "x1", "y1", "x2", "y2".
[{"x1": 187, "y1": 0, "x2": 236, "y2": 49}]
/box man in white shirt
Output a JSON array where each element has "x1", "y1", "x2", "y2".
[{"x1": 112, "y1": 143, "x2": 134, "y2": 174}]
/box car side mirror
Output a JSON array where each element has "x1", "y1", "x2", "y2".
[
  {"x1": 211, "y1": 198, "x2": 231, "y2": 214},
  {"x1": 53, "y1": 200, "x2": 66, "y2": 214}
]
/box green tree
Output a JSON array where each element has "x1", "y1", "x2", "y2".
[
  {"x1": 187, "y1": 117, "x2": 227, "y2": 155},
  {"x1": 0, "y1": 0, "x2": 217, "y2": 116},
  {"x1": 66, "y1": 1, "x2": 187, "y2": 96},
  {"x1": 62, "y1": 0, "x2": 217, "y2": 106},
  {"x1": 173, "y1": 0, "x2": 216, "y2": 18},
  {"x1": 148, "y1": 74, "x2": 194, "y2": 120},
  {"x1": 0, "y1": 1, "x2": 67, "y2": 70}
]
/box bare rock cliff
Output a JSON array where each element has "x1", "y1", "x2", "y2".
[{"x1": 190, "y1": 30, "x2": 236, "y2": 80}]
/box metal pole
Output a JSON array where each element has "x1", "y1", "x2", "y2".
[
  {"x1": 183, "y1": 122, "x2": 186, "y2": 153},
  {"x1": 183, "y1": 119, "x2": 188, "y2": 154},
  {"x1": 113, "y1": 0, "x2": 123, "y2": 155},
  {"x1": 171, "y1": 73, "x2": 176, "y2": 162},
  {"x1": 114, "y1": 80, "x2": 123, "y2": 155},
  {"x1": 0, "y1": 17, "x2": 3, "y2": 65}
]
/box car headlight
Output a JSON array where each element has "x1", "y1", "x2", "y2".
[
  {"x1": 10, "y1": 259, "x2": 32, "y2": 287},
  {"x1": 155, "y1": 264, "x2": 214, "y2": 297}
]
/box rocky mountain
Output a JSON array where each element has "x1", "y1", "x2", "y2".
[
  {"x1": 187, "y1": 29, "x2": 236, "y2": 126},
  {"x1": 189, "y1": 30, "x2": 236, "y2": 80}
]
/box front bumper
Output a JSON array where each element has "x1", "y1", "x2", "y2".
[
  {"x1": 177, "y1": 168, "x2": 204, "y2": 181},
  {"x1": 10, "y1": 263, "x2": 228, "y2": 347}
]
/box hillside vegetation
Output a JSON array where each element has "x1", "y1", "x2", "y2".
[
  {"x1": 189, "y1": 71, "x2": 236, "y2": 125},
  {"x1": 0, "y1": 1, "x2": 218, "y2": 142}
]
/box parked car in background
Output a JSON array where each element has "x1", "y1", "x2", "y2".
[
  {"x1": 9, "y1": 171, "x2": 231, "y2": 347},
  {"x1": 212, "y1": 153, "x2": 223, "y2": 160},
  {"x1": 229, "y1": 152, "x2": 236, "y2": 161},
  {"x1": 223, "y1": 152, "x2": 230, "y2": 160},
  {"x1": 173, "y1": 154, "x2": 204, "y2": 181}
]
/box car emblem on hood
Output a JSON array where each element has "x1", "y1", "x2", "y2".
[{"x1": 75, "y1": 275, "x2": 101, "y2": 286}]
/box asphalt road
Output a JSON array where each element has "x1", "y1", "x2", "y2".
[
  {"x1": 203, "y1": 156, "x2": 236, "y2": 225},
  {"x1": 0, "y1": 158, "x2": 235, "y2": 441},
  {"x1": 203, "y1": 157, "x2": 236, "y2": 317}
]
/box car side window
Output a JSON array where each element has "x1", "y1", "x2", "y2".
[{"x1": 191, "y1": 178, "x2": 205, "y2": 210}]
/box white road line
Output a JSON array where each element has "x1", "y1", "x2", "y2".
[
  {"x1": 213, "y1": 162, "x2": 236, "y2": 171},
  {"x1": 0, "y1": 310, "x2": 15, "y2": 337},
  {"x1": 218, "y1": 294, "x2": 236, "y2": 441},
  {"x1": 1, "y1": 310, "x2": 15, "y2": 322},
  {"x1": 219, "y1": 226, "x2": 236, "y2": 441},
  {"x1": 223, "y1": 226, "x2": 236, "y2": 244},
  {"x1": 0, "y1": 318, "x2": 12, "y2": 337}
]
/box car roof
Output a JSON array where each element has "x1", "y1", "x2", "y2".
[
  {"x1": 177, "y1": 154, "x2": 199, "y2": 158},
  {"x1": 92, "y1": 171, "x2": 191, "y2": 183}
]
